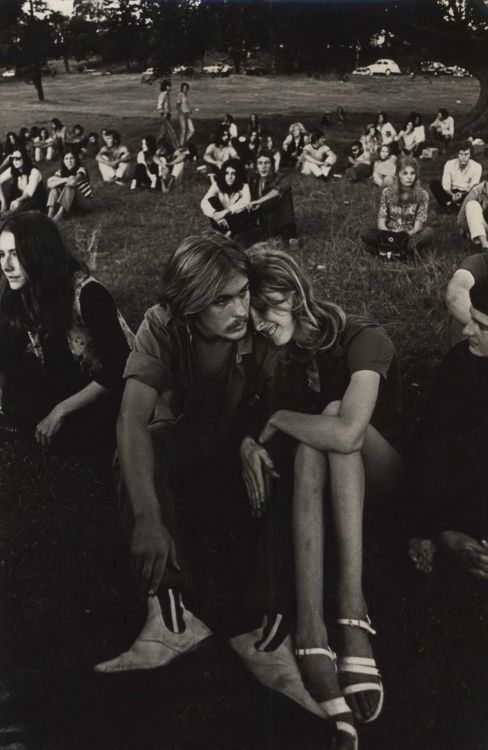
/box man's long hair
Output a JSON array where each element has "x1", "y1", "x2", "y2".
[
  {"x1": 0, "y1": 211, "x2": 80, "y2": 332},
  {"x1": 160, "y1": 233, "x2": 249, "y2": 324},
  {"x1": 248, "y1": 242, "x2": 346, "y2": 360}
]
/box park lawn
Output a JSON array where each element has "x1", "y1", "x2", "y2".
[{"x1": 1, "y1": 73, "x2": 487, "y2": 750}]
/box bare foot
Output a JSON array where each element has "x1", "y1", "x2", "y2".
[
  {"x1": 439, "y1": 531, "x2": 488, "y2": 580},
  {"x1": 408, "y1": 537, "x2": 436, "y2": 573}
]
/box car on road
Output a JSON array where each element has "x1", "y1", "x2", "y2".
[
  {"x1": 2, "y1": 69, "x2": 16, "y2": 78},
  {"x1": 203, "y1": 62, "x2": 233, "y2": 77},
  {"x1": 244, "y1": 65, "x2": 269, "y2": 75},
  {"x1": 172, "y1": 64, "x2": 194, "y2": 76},
  {"x1": 352, "y1": 58, "x2": 401, "y2": 76}
]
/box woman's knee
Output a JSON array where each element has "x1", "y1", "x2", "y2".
[
  {"x1": 294, "y1": 443, "x2": 327, "y2": 484},
  {"x1": 322, "y1": 400, "x2": 341, "y2": 417}
]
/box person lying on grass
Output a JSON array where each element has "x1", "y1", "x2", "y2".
[
  {"x1": 246, "y1": 244, "x2": 404, "y2": 749},
  {"x1": 0, "y1": 211, "x2": 132, "y2": 469},
  {"x1": 408, "y1": 274, "x2": 488, "y2": 578},
  {"x1": 47, "y1": 150, "x2": 94, "y2": 221}
]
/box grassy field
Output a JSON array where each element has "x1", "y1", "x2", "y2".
[{"x1": 1, "y1": 73, "x2": 488, "y2": 750}]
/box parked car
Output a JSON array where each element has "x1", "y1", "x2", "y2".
[
  {"x1": 172, "y1": 64, "x2": 194, "y2": 76},
  {"x1": 2, "y1": 69, "x2": 16, "y2": 78},
  {"x1": 420, "y1": 61, "x2": 450, "y2": 76},
  {"x1": 445, "y1": 65, "x2": 471, "y2": 77},
  {"x1": 352, "y1": 58, "x2": 401, "y2": 76},
  {"x1": 203, "y1": 62, "x2": 233, "y2": 77},
  {"x1": 244, "y1": 65, "x2": 269, "y2": 76}
]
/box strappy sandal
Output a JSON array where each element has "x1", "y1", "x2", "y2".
[
  {"x1": 295, "y1": 646, "x2": 358, "y2": 750},
  {"x1": 336, "y1": 617, "x2": 384, "y2": 724}
]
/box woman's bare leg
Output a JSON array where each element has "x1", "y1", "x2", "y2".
[
  {"x1": 293, "y1": 443, "x2": 356, "y2": 748},
  {"x1": 293, "y1": 444, "x2": 342, "y2": 701},
  {"x1": 330, "y1": 422, "x2": 402, "y2": 721}
]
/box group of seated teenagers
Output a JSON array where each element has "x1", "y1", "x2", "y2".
[{"x1": 3, "y1": 204, "x2": 488, "y2": 750}]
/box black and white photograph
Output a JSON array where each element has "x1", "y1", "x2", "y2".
[{"x1": 1, "y1": 1, "x2": 488, "y2": 748}]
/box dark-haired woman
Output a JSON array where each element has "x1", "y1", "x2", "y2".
[
  {"x1": 361, "y1": 155, "x2": 433, "y2": 255},
  {"x1": 131, "y1": 135, "x2": 160, "y2": 190},
  {"x1": 375, "y1": 112, "x2": 397, "y2": 147},
  {"x1": 200, "y1": 157, "x2": 252, "y2": 235},
  {"x1": 47, "y1": 150, "x2": 94, "y2": 221},
  {"x1": 0, "y1": 149, "x2": 47, "y2": 217},
  {"x1": 51, "y1": 118, "x2": 66, "y2": 157},
  {"x1": 0, "y1": 211, "x2": 132, "y2": 464},
  {"x1": 245, "y1": 245, "x2": 403, "y2": 747},
  {"x1": 248, "y1": 113, "x2": 261, "y2": 137},
  {"x1": 0, "y1": 132, "x2": 21, "y2": 172}
]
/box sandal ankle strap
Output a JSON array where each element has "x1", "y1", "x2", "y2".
[
  {"x1": 295, "y1": 646, "x2": 336, "y2": 666},
  {"x1": 336, "y1": 616, "x2": 376, "y2": 636}
]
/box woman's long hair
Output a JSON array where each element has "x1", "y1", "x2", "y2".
[
  {"x1": 159, "y1": 233, "x2": 249, "y2": 325},
  {"x1": 141, "y1": 134, "x2": 157, "y2": 158},
  {"x1": 59, "y1": 149, "x2": 81, "y2": 177},
  {"x1": 0, "y1": 211, "x2": 80, "y2": 332},
  {"x1": 216, "y1": 158, "x2": 247, "y2": 195},
  {"x1": 390, "y1": 155, "x2": 423, "y2": 205},
  {"x1": 4, "y1": 132, "x2": 20, "y2": 155},
  {"x1": 10, "y1": 149, "x2": 34, "y2": 178},
  {"x1": 248, "y1": 243, "x2": 346, "y2": 359}
]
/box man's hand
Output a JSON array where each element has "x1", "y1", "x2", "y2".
[
  {"x1": 35, "y1": 404, "x2": 65, "y2": 447},
  {"x1": 439, "y1": 531, "x2": 488, "y2": 580},
  {"x1": 9, "y1": 198, "x2": 20, "y2": 212},
  {"x1": 240, "y1": 437, "x2": 280, "y2": 517},
  {"x1": 131, "y1": 517, "x2": 180, "y2": 596},
  {"x1": 259, "y1": 415, "x2": 280, "y2": 445}
]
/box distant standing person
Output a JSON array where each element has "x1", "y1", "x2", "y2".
[
  {"x1": 176, "y1": 82, "x2": 195, "y2": 146},
  {"x1": 157, "y1": 79, "x2": 178, "y2": 149}
]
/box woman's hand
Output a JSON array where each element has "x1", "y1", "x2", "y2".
[
  {"x1": 131, "y1": 516, "x2": 180, "y2": 596},
  {"x1": 66, "y1": 176, "x2": 77, "y2": 187},
  {"x1": 9, "y1": 198, "x2": 21, "y2": 211},
  {"x1": 35, "y1": 404, "x2": 66, "y2": 447},
  {"x1": 213, "y1": 209, "x2": 228, "y2": 222},
  {"x1": 240, "y1": 436, "x2": 280, "y2": 517}
]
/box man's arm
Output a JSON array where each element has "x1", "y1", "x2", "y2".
[
  {"x1": 441, "y1": 162, "x2": 453, "y2": 196},
  {"x1": 117, "y1": 378, "x2": 178, "y2": 594},
  {"x1": 446, "y1": 268, "x2": 475, "y2": 327}
]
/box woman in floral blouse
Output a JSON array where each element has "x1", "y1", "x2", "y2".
[{"x1": 361, "y1": 155, "x2": 433, "y2": 255}]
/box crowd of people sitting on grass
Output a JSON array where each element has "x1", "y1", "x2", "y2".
[
  {"x1": 1, "y1": 102, "x2": 486, "y2": 262},
  {"x1": 1, "y1": 92, "x2": 488, "y2": 750}
]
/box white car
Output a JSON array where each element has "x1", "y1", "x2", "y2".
[
  {"x1": 203, "y1": 62, "x2": 233, "y2": 77},
  {"x1": 353, "y1": 58, "x2": 401, "y2": 76},
  {"x1": 2, "y1": 69, "x2": 16, "y2": 78}
]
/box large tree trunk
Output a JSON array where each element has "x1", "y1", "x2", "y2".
[
  {"x1": 63, "y1": 55, "x2": 70, "y2": 73},
  {"x1": 32, "y1": 66, "x2": 44, "y2": 101},
  {"x1": 462, "y1": 67, "x2": 488, "y2": 132}
]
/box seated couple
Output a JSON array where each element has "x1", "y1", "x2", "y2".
[
  {"x1": 408, "y1": 275, "x2": 488, "y2": 581},
  {"x1": 200, "y1": 151, "x2": 297, "y2": 245},
  {"x1": 94, "y1": 234, "x2": 403, "y2": 750}
]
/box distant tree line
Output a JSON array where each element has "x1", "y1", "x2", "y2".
[{"x1": 1, "y1": 0, "x2": 487, "y2": 129}]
